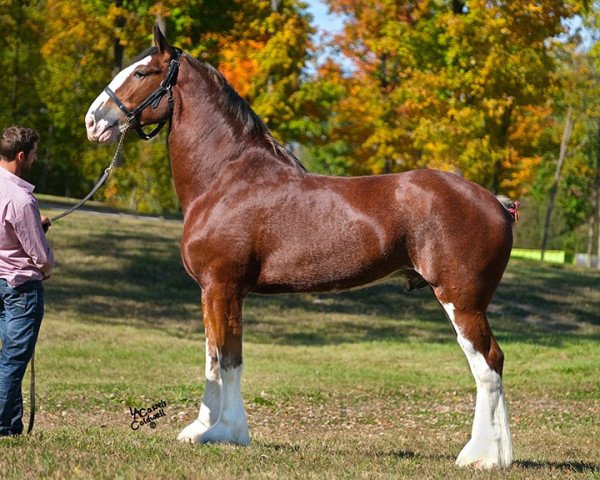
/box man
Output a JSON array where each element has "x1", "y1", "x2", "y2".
[{"x1": 0, "y1": 125, "x2": 54, "y2": 436}]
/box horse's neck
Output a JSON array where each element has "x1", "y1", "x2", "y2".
[
  {"x1": 167, "y1": 67, "x2": 244, "y2": 213},
  {"x1": 168, "y1": 60, "x2": 301, "y2": 214}
]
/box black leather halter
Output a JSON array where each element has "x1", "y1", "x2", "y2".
[{"x1": 103, "y1": 48, "x2": 182, "y2": 140}]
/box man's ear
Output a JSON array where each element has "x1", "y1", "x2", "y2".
[
  {"x1": 153, "y1": 24, "x2": 174, "y2": 57},
  {"x1": 15, "y1": 151, "x2": 25, "y2": 162}
]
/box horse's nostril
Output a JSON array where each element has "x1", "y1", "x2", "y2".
[{"x1": 86, "y1": 115, "x2": 95, "y2": 129}]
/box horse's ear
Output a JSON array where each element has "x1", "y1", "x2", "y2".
[{"x1": 153, "y1": 24, "x2": 172, "y2": 55}]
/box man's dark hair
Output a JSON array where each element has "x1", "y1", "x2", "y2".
[{"x1": 0, "y1": 126, "x2": 39, "y2": 161}]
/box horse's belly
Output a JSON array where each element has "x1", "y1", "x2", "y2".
[
  {"x1": 254, "y1": 266, "x2": 421, "y2": 294},
  {"x1": 254, "y1": 227, "x2": 410, "y2": 293}
]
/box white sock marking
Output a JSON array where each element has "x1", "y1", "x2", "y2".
[
  {"x1": 198, "y1": 340, "x2": 221, "y2": 429},
  {"x1": 442, "y1": 302, "x2": 513, "y2": 469},
  {"x1": 178, "y1": 339, "x2": 221, "y2": 442},
  {"x1": 199, "y1": 364, "x2": 250, "y2": 445}
]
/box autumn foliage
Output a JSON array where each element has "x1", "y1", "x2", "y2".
[{"x1": 1, "y1": 0, "x2": 599, "y2": 255}]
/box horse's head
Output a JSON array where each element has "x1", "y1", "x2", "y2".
[{"x1": 85, "y1": 25, "x2": 180, "y2": 142}]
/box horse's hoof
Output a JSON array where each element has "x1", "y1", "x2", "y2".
[
  {"x1": 455, "y1": 439, "x2": 512, "y2": 469},
  {"x1": 198, "y1": 421, "x2": 250, "y2": 446},
  {"x1": 177, "y1": 419, "x2": 207, "y2": 443}
]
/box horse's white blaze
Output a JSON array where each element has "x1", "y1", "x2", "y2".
[
  {"x1": 442, "y1": 302, "x2": 512, "y2": 469},
  {"x1": 177, "y1": 340, "x2": 221, "y2": 442},
  {"x1": 85, "y1": 55, "x2": 152, "y2": 141}
]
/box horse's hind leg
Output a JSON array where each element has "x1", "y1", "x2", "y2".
[
  {"x1": 177, "y1": 285, "x2": 250, "y2": 445},
  {"x1": 436, "y1": 295, "x2": 512, "y2": 468}
]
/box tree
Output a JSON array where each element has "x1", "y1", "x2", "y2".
[
  {"x1": 309, "y1": 0, "x2": 579, "y2": 198},
  {"x1": 215, "y1": 0, "x2": 314, "y2": 142},
  {"x1": 541, "y1": 106, "x2": 574, "y2": 261}
]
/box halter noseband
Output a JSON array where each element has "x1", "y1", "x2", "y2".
[{"x1": 103, "y1": 48, "x2": 182, "y2": 140}]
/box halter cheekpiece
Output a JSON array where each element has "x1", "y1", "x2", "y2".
[{"x1": 103, "y1": 48, "x2": 182, "y2": 140}]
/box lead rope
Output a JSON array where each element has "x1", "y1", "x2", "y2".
[
  {"x1": 27, "y1": 125, "x2": 130, "y2": 435},
  {"x1": 50, "y1": 125, "x2": 130, "y2": 223},
  {"x1": 27, "y1": 352, "x2": 35, "y2": 434}
]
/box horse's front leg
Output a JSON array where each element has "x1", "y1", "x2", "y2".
[
  {"x1": 177, "y1": 336, "x2": 221, "y2": 442},
  {"x1": 177, "y1": 284, "x2": 250, "y2": 445}
]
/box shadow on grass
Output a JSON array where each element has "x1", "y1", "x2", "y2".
[
  {"x1": 47, "y1": 227, "x2": 198, "y2": 327},
  {"x1": 260, "y1": 441, "x2": 600, "y2": 473},
  {"x1": 515, "y1": 459, "x2": 600, "y2": 473},
  {"x1": 45, "y1": 215, "x2": 600, "y2": 347},
  {"x1": 257, "y1": 441, "x2": 449, "y2": 462},
  {"x1": 243, "y1": 284, "x2": 453, "y2": 345},
  {"x1": 494, "y1": 260, "x2": 600, "y2": 327},
  {"x1": 241, "y1": 259, "x2": 600, "y2": 347}
]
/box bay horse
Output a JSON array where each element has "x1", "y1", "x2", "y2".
[{"x1": 85, "y1": 26, "x2": 515, "y2": 469}]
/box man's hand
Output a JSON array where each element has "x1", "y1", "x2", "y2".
[{"x1": 41, "y1": 216, "x2": 51, "y2": 233}]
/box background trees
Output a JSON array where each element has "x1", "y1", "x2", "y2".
[{"x1": 1, "y1": 0, "x2": 599, "y2": 262}]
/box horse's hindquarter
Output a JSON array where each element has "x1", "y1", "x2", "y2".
[{"x1": 398, "y1": 170, "x2": 514, "y2": 306}]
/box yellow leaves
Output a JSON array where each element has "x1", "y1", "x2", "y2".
[
  {"x1": 501, "y1": 153, "x2": 542, "y2": 198},
  {"x1": 149, "y1": 2, "x2": 173, "y2": 19},
  {"x1": 107, "y1": 4, "x2": 127, "y2": 24},
  {"x1": 510, "y1": 105, "x2": 552, "y2": 147},
  {"x1": 219, "y1": 40, "x2": 265, "y2": 98},
  {"x1": 481, "y1": 97, "x2": 515, "y2": 124}
]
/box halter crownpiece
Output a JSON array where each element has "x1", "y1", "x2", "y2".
[{"x1": 103, "y1": 48, "x2": 182, "y2": 140}]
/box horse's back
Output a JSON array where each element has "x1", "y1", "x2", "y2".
[
  {"x1": 397, "y1": 169, "x2": 513, "y2": 251},
  {"x1": 182, "y1": 166, "x2": 513, "y2": 295}
]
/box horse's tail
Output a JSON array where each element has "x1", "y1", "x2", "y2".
[{"x1": 495, "y1": 195, "x2": 520, "y2": 222}]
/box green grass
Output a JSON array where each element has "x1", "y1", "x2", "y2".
[
  {"x1": 511, "y1": 248, "x2": 567, "y2": 263},
  {"x1": 1, "y1": 203, "x2": 599, "y2": 479}
]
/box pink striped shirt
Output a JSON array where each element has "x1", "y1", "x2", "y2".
[{"x1": 0, "y1": 166, "x2": 54, "y2": 287}]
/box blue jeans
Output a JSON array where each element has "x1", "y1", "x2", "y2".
[{"x1": 0, "y1": 279, "x2": 44, "y2": 436}]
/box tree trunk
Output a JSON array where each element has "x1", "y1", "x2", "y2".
[
  {"x1": 541, "y1": 105, "x2": 574, "y2": 261},
  {"x1": 587, "y1": 119, "x2": 600, "y2": 268},
  {"x1": 271, "y1": 0, "x2": 282, "y2": 12},
  {"x1": 596, "y1": 184, "x2": 600, "y2": 268},
  {"x1": 586, "y1": 212, "x2": 594, "y2": 267},
  {"x1": 590, "y1": 120, "x2": 600, "y2": 269},
  {"x1": 112, "y1": 0, "x2": 125, "y2": 76},
  {"x1": 379, "y1": 52, "x2": 388, "y2": 89},
  {"x1": 11, "y1": 2, "x2": 25, "y2": 119}
]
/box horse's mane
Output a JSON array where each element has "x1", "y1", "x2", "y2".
[
  {"x1": 185, "y1": 54, "x2": 306, "y2": 172},
  {"x1": 131, "y1": 46, "x2": 303, "y2": 172},
  {"x1": 128, "y1": 47, "x2": 305, "y2": 171}
]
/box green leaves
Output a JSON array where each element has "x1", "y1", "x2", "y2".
[{"x1": 4, "y1": 0, "x2": 600, "y2": 249}]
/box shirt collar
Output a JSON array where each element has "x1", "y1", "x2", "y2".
[{"x1": 0, "y1": 165, "x2": 35, "y2": 193}]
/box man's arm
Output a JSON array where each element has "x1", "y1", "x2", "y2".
[{"x1": 13, "y1": 201, "x2": 55, "y2": 277}]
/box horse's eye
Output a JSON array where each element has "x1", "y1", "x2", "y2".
[{"x1": 134, "y1": 71, "x2": 145, "y2": 79}]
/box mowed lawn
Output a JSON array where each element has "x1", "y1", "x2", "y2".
[{"x1": 1, "y1": 202, "x2": 599, "y2": 479}]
